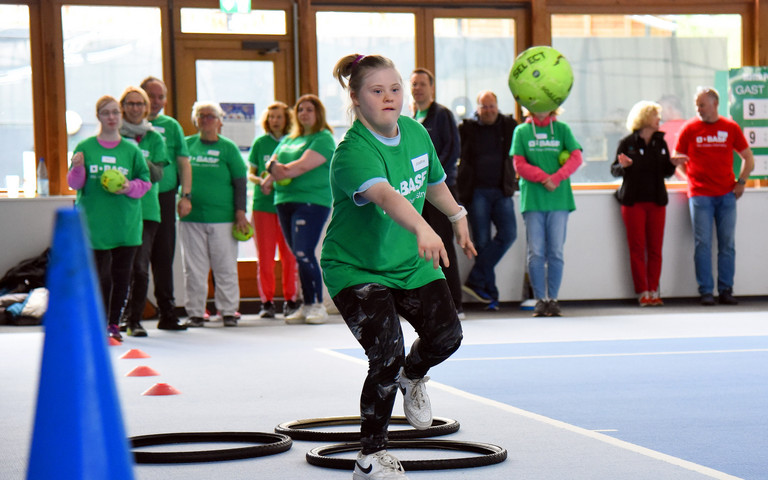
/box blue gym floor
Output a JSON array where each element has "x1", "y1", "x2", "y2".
[
  {"x1": 336, "y1": 335, "x2": 768, "y2": 479},
  {"x1": 3, "y1": 299, "x2": 768, "y2": 480}
]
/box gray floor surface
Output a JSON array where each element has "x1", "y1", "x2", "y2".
[{"x1": 2, "y1": 298, "x2": 767, "y2": 480}]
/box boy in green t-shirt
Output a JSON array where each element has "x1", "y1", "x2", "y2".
[{"x1": 321, "y1": 54, "x2": 475, "y2": 480}]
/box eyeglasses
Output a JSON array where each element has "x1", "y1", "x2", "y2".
[
  {"x1": 123, "y1": 101, "x2": 146, "y2": 108},
  {"x1": 197, "y1": 113, "x2": 220, "y2": 121}
]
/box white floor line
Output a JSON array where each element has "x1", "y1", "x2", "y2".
[
  {"x1": 319, "y1": 348, "x2": 744, "y2": 480},
  {"x1": 447, "y1": 348, "x2": 768, "y2": 362}
]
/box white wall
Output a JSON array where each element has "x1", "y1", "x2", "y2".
[{"x1": 2, "y1": 189, "x2": 766, "y2": 303}]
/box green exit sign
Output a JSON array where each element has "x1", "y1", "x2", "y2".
[{"x1": 220, "y1": 0, "x2": 251, "y2": 14}]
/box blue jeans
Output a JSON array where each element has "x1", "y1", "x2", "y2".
[
  {"x1": 689, "y1": 193, "x2": 737, "y2": 295},
  {"x1": 466, "y1": 188, "x2": 517, "y2": 300},
  {"x1": 276, "y1": 202, "x2": 330, "y2": 304},
  {"x1": 523, "y1": 210, "x2": 569, "y2": 300}
]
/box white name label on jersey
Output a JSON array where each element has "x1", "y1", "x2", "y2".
[{"x1": 411, "y1": 153, "x2": 428, "y2": 172}]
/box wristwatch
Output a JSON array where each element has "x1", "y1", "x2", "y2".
[
  {"x1": 181, "y1": 192, "x2": 192, "y2": 200},
  {"x1": 736, "y1": 178, "x2": 746, "y2": 185}
]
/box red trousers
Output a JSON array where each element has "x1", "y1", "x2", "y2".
[
  {"x1": 252, "y1": 211, "x2": 298, "y2": 302},
  {"x1": 621, "y1": 202, "x2": 666, "y2": 294}
]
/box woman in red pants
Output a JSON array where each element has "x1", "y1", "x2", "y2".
[{"x1": 611, "y1": 100, "x2": 677, "y2": 306}]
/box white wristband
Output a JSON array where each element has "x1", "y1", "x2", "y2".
[{"x1": 448, "y1": 205, "x2": 467, "y2": 223}]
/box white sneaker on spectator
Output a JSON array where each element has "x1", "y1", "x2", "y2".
[
  {"x1": 285, "y1": 304, "x2": 307, "y2": 324},
  {"x1": 305, "y1": 303, "x2": 328, "y2": 324},
  {"x1": 353, "y1": 450, "x2": 408, "y2": 480},
  {"x1": 396, "y1": 367, "x2": 432, "y2": 429}
]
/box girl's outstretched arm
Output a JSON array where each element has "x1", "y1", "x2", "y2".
[{"x1": 361, "y1": 182, "x2": 446, "y2": 269}]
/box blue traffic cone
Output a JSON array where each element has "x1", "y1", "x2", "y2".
[{"x1": 27, "y1": 208, "x2": 134, "y2": 480}]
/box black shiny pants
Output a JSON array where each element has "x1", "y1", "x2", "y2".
[{"x1": 333, "y1": 279, "x2": 463, "y2": 454}]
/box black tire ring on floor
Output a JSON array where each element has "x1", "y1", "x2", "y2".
[
  {"x1": 306, "y1": 439, "x2": 507, "y2": 470},
  {"x1": 276, "y1": 416, "x2": 460, "y2": 441},
  {"x1": 130, "y1": 432, "x2": 292, "y2": 464}
]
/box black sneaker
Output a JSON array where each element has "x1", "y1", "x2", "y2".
[
  {"x1": 127, "y1": 322, "x2": 148, "y2": 337},
  {"x1": 186, "y1": 316, "x2": 205, "y2": 327},
  {"x1": 259, "y1": 301, "x2": 276, "y2": 319},
  {"x1": 700, "y1": 293, "x2": 716, "y2": 306},
  {"x1": 547, "y1": 299, "x2": 562, "y2": 317},
  {"x1": 283, "y1": 300, "x2": 300, "y2": 318},
  {"x1": 223, "y1": 315, "x2": 238, "y2": 327},
  {"x1": 718, "y1": 289, "x2": 738, "y2": 305},
  {"x1": 533, "y1": 299, "x2": 548, "y2": 317}
]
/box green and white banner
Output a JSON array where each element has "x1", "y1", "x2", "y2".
[{"x1": 729, "y1": 67, "x2": 768, "y2": 178}]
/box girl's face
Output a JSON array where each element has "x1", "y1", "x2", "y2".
[
  {"x1": 296, "y1": 101, "x2": 316, "y2": 131},
  {"x1": 267, "y1": 108, "x2": 286, "y2": 136},
  {"x1": 97, "y1": 100, "x2": 122, "y2": 133},
  {"x1": 122, "y1": 92, "x2": 147, "y2": 125},
  {"x1": 196, "y1": 107, "x2": 222, "y2": 135},
  {"x1": 352, "y1": 67, "x2": 403, "y2": 138}
]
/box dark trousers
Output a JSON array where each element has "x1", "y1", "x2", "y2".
[
  {"x1": 151, "y1": 190, "x2": 177, "y2": 316},
  {"x1": 125, "y1": 220, "x2": 161, "y2": 323},
  {"x1": 422, "y1": 194, "x2": 463, "y2": 311},
  {"x1": 333, "y1": 280, "x2": 463, "y2": 454},
  {"x1": 93, "y1": 246, "x2": 138, "y2": 326}
]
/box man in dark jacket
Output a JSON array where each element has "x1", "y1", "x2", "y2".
[
  {"x1": 457, "y1": 90, "x2": 518, "y2": 310},
  {"x1": 411, "y1": 68, "x2": 464, "y2": 317}
]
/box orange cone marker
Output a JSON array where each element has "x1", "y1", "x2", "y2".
[
  {"x1": 120, "y1": 349, "x2": 151, "y2": 359},
  {"x1": 142, "y1": 383, "x2": 181, "y2": 396},
  {"x1": 125, "y1": 366, "x2": 160, "y2": 377}
]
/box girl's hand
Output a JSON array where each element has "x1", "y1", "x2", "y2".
[
  {"x1": 415, "y1": 224, "x2": 447, "y2": 269},
  {"x1": 260, "y1": 175, "x2": 274, "y2": 195},
  {"x1": 542, "y1": 177, "x2": 557, "y2": 192},
  {"x1": 452, "y1": 217, "x2": 477, "y2": 259}
]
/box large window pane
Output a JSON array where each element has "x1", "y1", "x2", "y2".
[
  {"x1": 434, "y1": 18, "x2": 517, "y2": 122},
  {"x1": 552, "y1": 14, "x2": 742, "y2": 183},
  {"x1": 1, "y1": 5, "x2": 35, "y2": 195},
  {"x1": 62, "y1": 6, "x2": 162, "y2": 153},
  {"x1": 316, "y1": 11, "x2": 415, "y2": 142},
  {"x1": 180, "y1": 8, "x2": 286, "y2": 35}
]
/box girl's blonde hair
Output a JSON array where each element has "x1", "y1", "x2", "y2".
[
  {"x1": 289, "y1": 94, "x2": 332, "y2": 138},
  {"x1": 626, "y1": 100, "x2": 662, "y2": 132},
  {"x1": 332, "y1": 54, "x2": 400, "y2": 120},
  {"x1": 261, "y1": 101, "x2": 293, "y2": 136}
]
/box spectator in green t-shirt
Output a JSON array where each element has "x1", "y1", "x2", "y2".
[
  {"x1": 512, "y1": 108, "x2": 583, "y2": 317},
  {"x1": 181, "y1": 102, "x2": 249, "y2": 328},
  {"x1": 68, "y1": 95, "x2": 151, "y2": 342},
  {"x1": 261, "y1": 94, "x2": 335, "y2": 325}
]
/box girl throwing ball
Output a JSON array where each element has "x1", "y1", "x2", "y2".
[{"x1": 321, "y1": 54, "x2": 476, "y2": 480}]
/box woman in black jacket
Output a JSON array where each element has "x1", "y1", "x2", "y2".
[{"x1": 611, "y1": 100, "x2": 677, "y2": 307}]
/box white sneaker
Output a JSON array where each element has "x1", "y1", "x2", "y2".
[
  {"x1": 285, "y1": 304, "x2": 307, "y2": 324},
  {"x1": 396, "y1": 367, "x2": 432, "y2": 429},
  {"x1": 305, "y1": 303, "x2": 328, "y2": 324},
  {"x1": 353, "y1": 450, "x2": 408, "y2": 480}
]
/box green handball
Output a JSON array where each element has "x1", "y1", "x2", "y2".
[
  {"x1": 100, "y1": 169, "x2": 126, "y2": 194},
  {"x1": 508, "y1": 46, "x2": 574, "y2": 113},
  {"x1": 232, "y1": 223, "x2": 254, "y2": 242}
]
